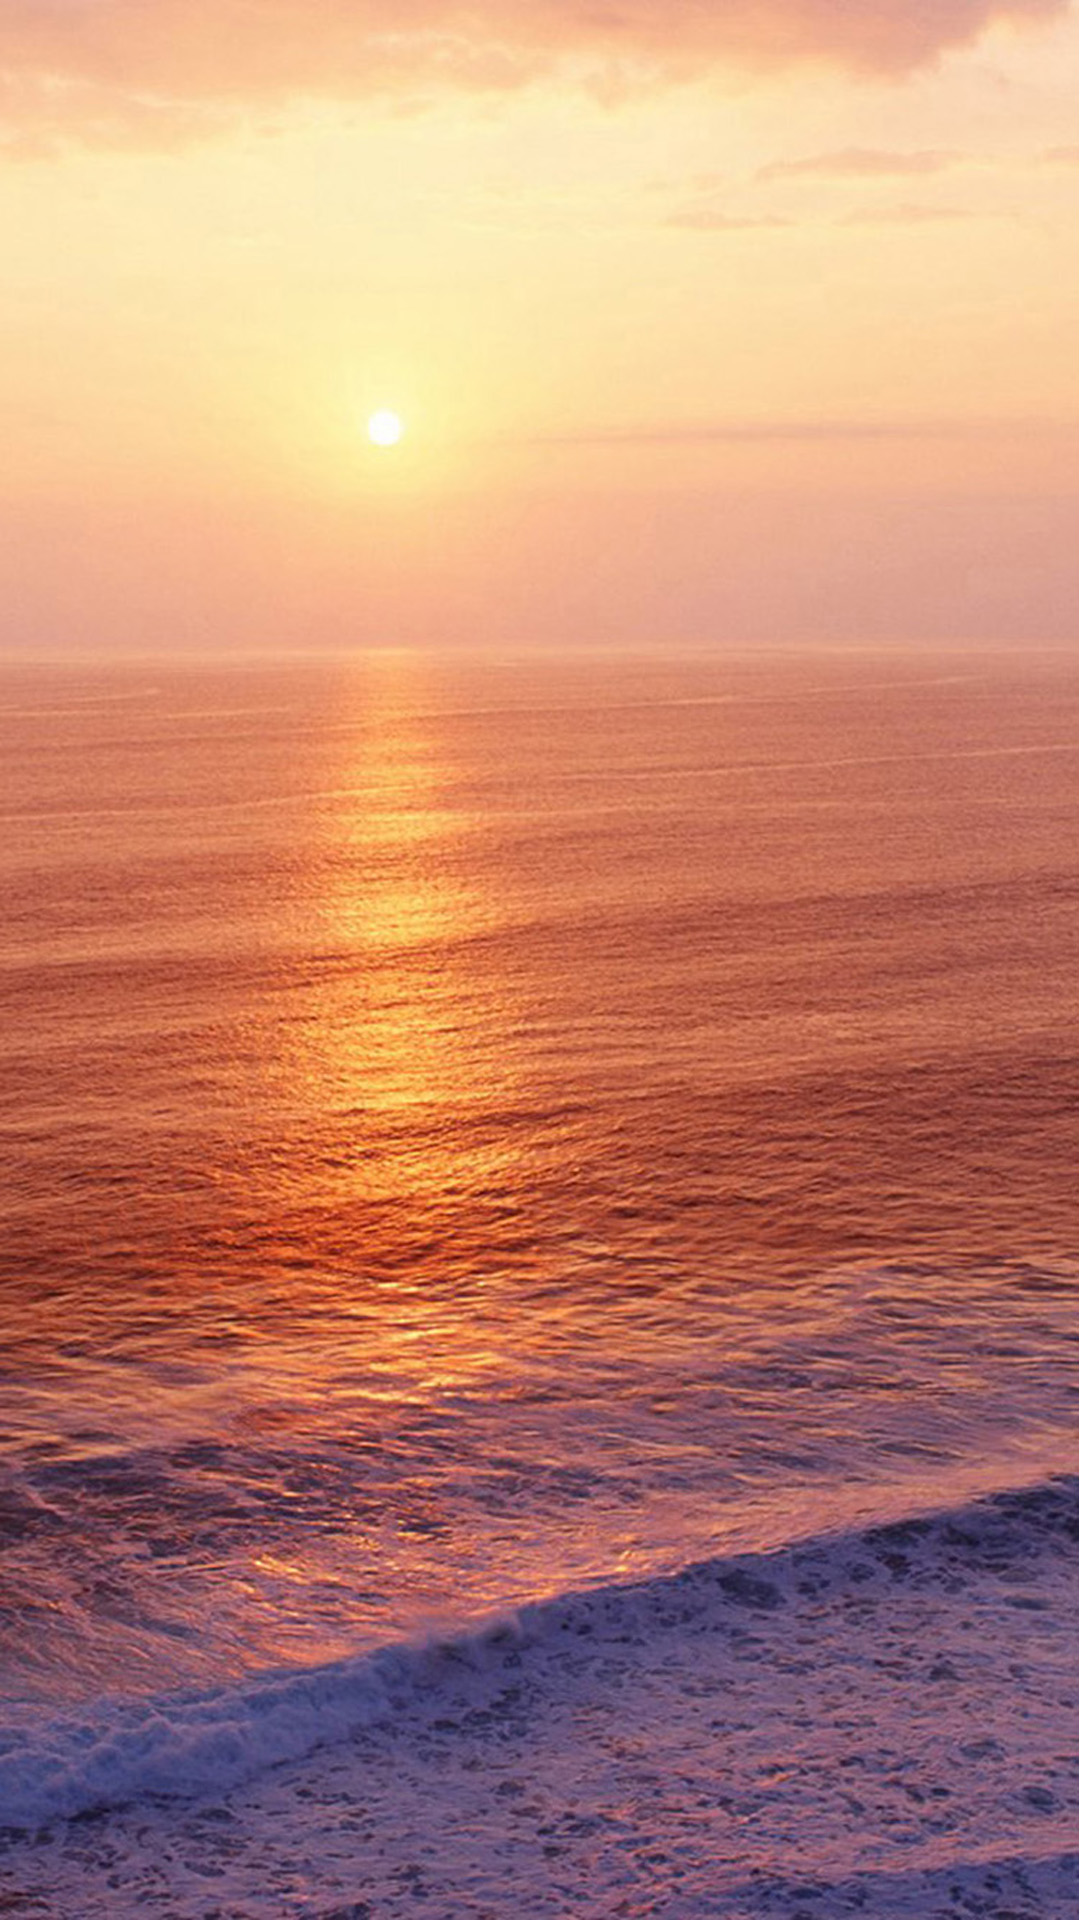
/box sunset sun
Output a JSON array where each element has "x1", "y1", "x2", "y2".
[{"x1": 367, "y1": 409, "x2": 403, "y2": 447}]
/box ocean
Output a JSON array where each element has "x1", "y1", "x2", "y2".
[{"x1": 0, "y1": 643, "x2": 1075, "y2": 1915}]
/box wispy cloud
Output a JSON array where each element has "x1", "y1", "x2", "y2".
[
  {"x1": 0, "y1": 0, "x2": 1065, "y2": 153},
  {"x1": 663, "y1": 210, "x2": 794, "y2": 232},
  {"x1": 759, "y1": 147, "x2": 963, "y2": 182},
  {"x1": 519, "y1": 416, "x2": 1045, "y2": 447},
  {"x1": 840, "y1": 202, "x2": 978, "y2": 224}
]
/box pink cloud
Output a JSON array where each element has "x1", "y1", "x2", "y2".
[
  {"x1": 520, "y1": 416, "x2": 1041, "y2": 445},
  {"x1": 663, "y1": 209, "x2": 794, "y2": 231},
  {"x1": 840, "y1": 201, "x2": 978, "y2": 224},
  {"x1": 759, "y1": 147, "x2": 964, "y2": 181},
  {"x1": 0, "y1": 0, "x2": 1066, "y2": 150}
]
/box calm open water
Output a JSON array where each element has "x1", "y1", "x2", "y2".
[{"x1": 0, "y1": 644, "x2": 1075, "y2": 1717}]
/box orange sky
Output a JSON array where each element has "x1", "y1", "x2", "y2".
[{"x1": 0, "y1": 0, "x2": 1075, "y2": 651}]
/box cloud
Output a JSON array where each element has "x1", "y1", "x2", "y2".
[
  {"x1": 521, "y1": 417, "x2": 1027, "y2": 446},
  {"x1": 0, "y1": 0, "x2": 1066, "y2": 152},
  {"x1": 0, "y1": 71, "x2": 229, "y2": 158},
  {"x1": 663, "y1": 209, "x2": 794, "y2": 232},
  {"x1": 840, "y1": 201, "x2": 977, "y2": 224},
  {"x1": 759, "y1": 147, "x2": 963, "y2": 182}
]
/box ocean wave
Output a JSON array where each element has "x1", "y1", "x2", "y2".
[{"x1": 1, "y1": 1471, "x2": 1074, "y2": 1836}]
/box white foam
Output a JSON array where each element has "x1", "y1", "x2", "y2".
[
  {"x1": 0, "y1": 1637, "x2": 461, "y2": 1831},
  {"x1": 2, "y1": 1473, "x2": 1073, "y2": 1837}
]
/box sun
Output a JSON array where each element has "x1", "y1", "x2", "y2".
[{"x1": 367, "y1": 409, "x2": 403, "y2": 448}]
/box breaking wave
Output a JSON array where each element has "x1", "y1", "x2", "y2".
[{"x1": 2, "y1": 1471, "x2": 1073, "y2": 1835}]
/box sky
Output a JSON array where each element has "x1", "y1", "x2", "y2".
[{"x1": 0, "y1": 0, "x2": 1075, "y2": 653}]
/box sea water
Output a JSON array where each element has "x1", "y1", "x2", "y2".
[{"x1": 0, "y1": 643, "x2": 1075, "y2": 1831}]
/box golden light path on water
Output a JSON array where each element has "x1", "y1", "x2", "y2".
[{"x1": 233, "y1": 654, "x2": 548, "y2": 1650}]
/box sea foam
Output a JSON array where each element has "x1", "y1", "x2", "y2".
[{"x1": 1, "y1": 1473, "x2": 1073, "y2": 1835}]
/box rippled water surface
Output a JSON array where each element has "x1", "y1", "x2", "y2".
[{"x1": 0, "y1": 644, "x2": 1075, "y2": 1706}]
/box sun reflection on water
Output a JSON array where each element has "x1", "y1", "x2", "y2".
[
  {"x1": 211, "y1": 646, "x2": 548, "y2": 1658},
  {"x1": 255, "y1": 649, "x2": 529, "y2": 1398}
]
